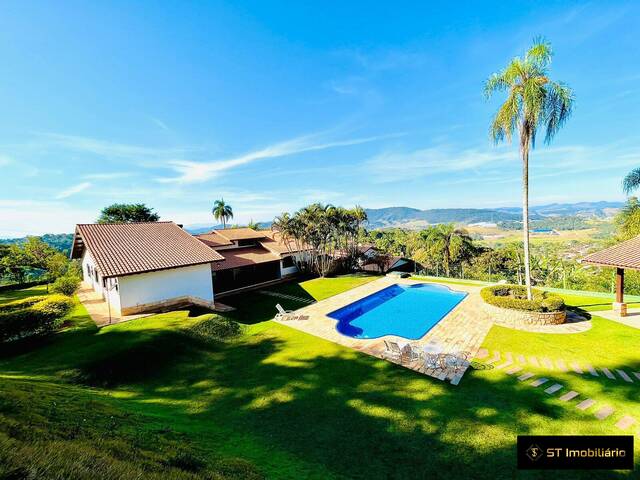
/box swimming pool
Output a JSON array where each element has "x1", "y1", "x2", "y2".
[{"x1": 328, "y1": 283, "x2": 467, "y2": 340}]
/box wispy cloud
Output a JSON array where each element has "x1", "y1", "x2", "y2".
[
  {"x1": 149, "y1": 117, "x2": 170, "y2": 131},
  {"x1": 0, "y1": 155, "x2": 11, "y2": 167},
  {"x1": 56, "y1": 182, "x2": 92, "y2": 199},
  {"x1": 159, "y1": 132, "x2": 402, "y2": 184},
  {"x1": 83, "y1": 172, "x2": 134, "y2": 180},
  {"x1": 365, "y1": 145, "x2": 516, "y2": 183},
  {"x1": 38, "y1": 133, "x2": 190, "y2": 159}
]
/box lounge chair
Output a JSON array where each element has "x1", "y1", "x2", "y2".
[
  {"x1": 274, "y1": 303, "x2": 309, "y2": 321},
  {"x1": 382, "y1": 340, "x2": 403, "y2": 361},
  {"x1": 400, "y1": 343, "x2": 421, "y2": 364}
]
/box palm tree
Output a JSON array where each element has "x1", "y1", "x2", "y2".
[
  {"x1": 485, "y1": 38, "x2": 573, "y2": 299},
  {"x1": 423, "y1": 224, "x2": 473, "y2": 277},
  {"x1": 623, "y1": 168, "x2": 640, "y2": 195},
  {"x1": 212, "y1": 198, "x2": 233, "y2": 229}
]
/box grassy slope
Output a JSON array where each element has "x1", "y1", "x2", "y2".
[{"x1": 1, "y1": 275, "x2": 638, "y2": 479}]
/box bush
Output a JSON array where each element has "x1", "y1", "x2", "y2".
[
  {"x1": 0, "y1": 296, "x2": 44, "y2": 312},
  {"x1": 0, "y1": 295, "x2": 74, "y2": 342},
  {"x1": 188, "y1": 316, "x2": 242, "y2": 342},
  {"x1": 51, "y1": 275, "x2": 81, "y2": 296},
  {"x1": 480, "y1": 284, "x2": 565, "y2": 312}
]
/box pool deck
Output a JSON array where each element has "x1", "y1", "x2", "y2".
[{"x1": 275, "y1": 277, "x2": 494, "y2": 385}]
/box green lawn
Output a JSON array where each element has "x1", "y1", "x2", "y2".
[{"x1": 1, "y1": 274, "x2": 638, "y2": 478}]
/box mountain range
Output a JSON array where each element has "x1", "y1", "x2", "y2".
[{"x1": 363, "y1": 201, "x2": 623, "y2": 229}]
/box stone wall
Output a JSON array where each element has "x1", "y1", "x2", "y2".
[{"x1": 482, "y1": 302, "x2": 566, "y2": 329}]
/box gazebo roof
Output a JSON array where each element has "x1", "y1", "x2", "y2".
[{"x1": 582, "y1": 235, "x2": 640, "y2": 270}]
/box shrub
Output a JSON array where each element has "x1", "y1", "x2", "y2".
[
  {"x1": 0, "y1": 296, "x2": 43, "y2": 312},
  {"x1": 188, "y1": 316, "x2": 242, "y2": 342},
  {"x1": 50, "y1": 275, "x2": 81, "y2": 296},
  {"x1": 480, "y1": 284, "x2": 565, "y2": 312},
  {"x1": 0, "y1": 295, "x2": 74, "y2": 342}
]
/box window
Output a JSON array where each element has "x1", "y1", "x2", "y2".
[{"x1": 282, "y1": 256, "x2": 295, "y2": 268}]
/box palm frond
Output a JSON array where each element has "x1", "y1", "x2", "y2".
[
  {"x1": 526, "y1": 37, "x2": 553, "y2": 69},
  {"x1": 543, "y1": 81, "x2": 574, "y2": 144},
  {"x1": 490, "y1": 91, "x2": 520, "y2": 143},
  {"x1": 623, "y1": 168, "x2": 640, "y2": 195}
]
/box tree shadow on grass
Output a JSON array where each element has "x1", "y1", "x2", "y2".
[{"x1": 2, "y1": 315, "x2": 636, "y2": 479}]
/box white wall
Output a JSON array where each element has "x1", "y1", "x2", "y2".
[
  {"x1": 81, "y1": 250, "x2": 122, "y2": 312},
  {"x1": 280, "y1": 257, "x2": 298, "y2": 277},
  {"x1": 117, "y1": 263, "x2": 214, "y2": 310}
]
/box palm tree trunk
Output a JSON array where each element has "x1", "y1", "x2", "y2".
[{"x1": 520, "y1": 128, "x2": 533, "y2": 300}]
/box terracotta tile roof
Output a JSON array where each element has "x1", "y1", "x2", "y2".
[
  {"x1": 195, "y1": 231, "x2": 233, "y2": 248},
  {"x1": 582, "y1": 236, "x2": 640, "y2": 270},
  {"x1": 259, "y1": 230, "x2": 309, "y2": 254},
  {"x1": 71, "y1": 222, "x2": 224, "y2": 278},
  {"x1": 211, "y1": 247, "x2": 280, "y2": 271},
  {"x1": 216, "y1": 227, "x2": 266, "y2": 241}
]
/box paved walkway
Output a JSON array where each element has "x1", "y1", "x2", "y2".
[
  {"x1": 593, "y1": 308, "x2": 640, "y2": 330},
  {"x1": 276, "y1": 278, "x2": 494, "y2": 385},
  {"x1": 77, "y1": 287, "x2": 151, "y2": 327}
]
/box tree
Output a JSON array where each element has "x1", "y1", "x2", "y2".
[
  {"x1": 97, "y1": 203, "x2": 160, "y2": 223},
  {"x1": 247, "y1": 219, "x2": 260, "y2": 230},
  {"x1": 614, "y1": 197, "x2": 640, "y2": 240},
  {"x1": 485, "y1": 38, "x2": 573, "y2": 299},
  {"x1": 421, "y1": 224, "x2": 474, "y2": 277},
  {"x1": 212, "y1": 199, "x2": 233, "y2": 229},
  {"x1": 623, "y1": 168, "x2": 640, "y2": 195}
]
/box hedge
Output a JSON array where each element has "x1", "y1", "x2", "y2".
[
  {"x1": 50, "y1": 275, "x2": 81, "y2": 296},
  {"x1": 480, "y1": 284, "x2": 565, "y2": 313},
  {"x1": 0, "y1": 295, "x2": 74, "y2": 342}
]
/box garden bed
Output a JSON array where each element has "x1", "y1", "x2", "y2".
[{"x1": 480, "y1": 285, "x2": 566, "y2": 326}]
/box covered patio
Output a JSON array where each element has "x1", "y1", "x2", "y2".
[{"x1": 582, "y1": 235, "x2": 640, "y2": 317}]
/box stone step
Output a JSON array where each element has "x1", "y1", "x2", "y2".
[
  {"x1": 559, "y1": 391, "x2": 579, "y2": 402},
  {"x1": 517, "y1": 354, "x2": 526, "y2": 364},
  {"x1": 506, "y1": 365, "x2": 523, "y2": 375},
  {"x1": 615, "y1": 416, "x2": 636, "y2": 431},
  {"x1": 517, "y1": 372, "x2": 535, "y2": 382},
  {"x1": 595, "y1": 406, "x2": 615, "y2": 420},
  {"x1": 476, "y1": 348, "x2": 489, "y2": 359},
  {"x1": 531, "y1": 378, "x2": 549, "y2": 387},
  {"x1": 569, "y1": 362, "x2": 583, "y2": 374},
  {"x1": 541, "y1": 358, "x2": 554, "y2": 369},
  {"x1": 600, "y1": 368, "x2": 616, "y2": 380},
  {"x1": 616, "y1": 370, "x2": 633, "y2": 383},
  {"x1": 495, "y1": 361, "x2": 513, "y2": 370},
  {"x1": 633, "y1": 372, "x2": 640, "y2": 382},
  {"x1": 544, "y1": 384, "x2": 563, "y2": 395},
  {"x1": 585, "y1": 364, "x2": 599, "y2": 376},
  {"x1": 576, "y1": 399, "x2": 596, "y2": 411},
  {"x1": 556, "y1": 360, "x2": 568, "y2": 372},
  {"x1": 528, "y1": 356, "x2": 539, "y2": 367},
  {"x1": 488, "y1": 351, "x2": 501, "y2": 363}
]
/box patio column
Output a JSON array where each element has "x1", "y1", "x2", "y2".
[{"x1": 614, "y1": 267, "x2": 627, "y2": 317}]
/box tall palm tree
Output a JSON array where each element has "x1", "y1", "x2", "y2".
[
  {"x1": 485, "y1": 38, "x2": 573, "y2": 299},
  {"x1": 212, "y1": 198, "x2": 233, "y2": 229},
  {"x1": 623, "y1": 168, "x2": 640, "y2": 195}
]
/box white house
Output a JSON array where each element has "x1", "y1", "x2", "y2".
[{"x1": 71, "y1": 222, "x2": 224, "y2": 315}]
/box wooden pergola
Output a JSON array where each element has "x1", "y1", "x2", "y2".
[{"x1": 581, "y1": 235, "x2": 640, "y2": 316}]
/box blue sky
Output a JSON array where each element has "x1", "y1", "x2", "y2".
[{"x1": 1, "y1": 1, "x2": 639, "y2": 236}]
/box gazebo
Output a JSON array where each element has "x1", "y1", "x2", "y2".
[{"x1": 581, "y1": 235, "x2": 640, "y2": 317}]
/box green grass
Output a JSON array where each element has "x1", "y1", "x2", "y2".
[{"x1": 1, "y1": 275, "x2": 639, "y2": 478}]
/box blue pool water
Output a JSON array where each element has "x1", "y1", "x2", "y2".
[{"x1": 328, "y1": 283, "x2": 467, "y2": 340}]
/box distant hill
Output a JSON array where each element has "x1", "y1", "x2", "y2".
[
  {"x1": 364, "y1": 201, "x2": 623, "y2": 229},
  {"x1": 0, "y1": 233, "x2": 74, "y2": 254}
]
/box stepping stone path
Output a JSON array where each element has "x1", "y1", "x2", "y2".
[
  {"x1": 615, "y1": 416, "x2": 636, "y2": 431},
  {"x1": 544, "y1": 384, "x2": 563, "y2": 394},
  {"x1": 601, "y1": 367, "x2": 616, "y2": 380},
  {"x1": 559, "y1": 391, "x2": 579, "y2": 402},
  {"x1": 595, "y1": 406, "x2": 615, "y2": 420},
  {"x1": 518, "y1": 372, "x2": 535, "y2": 381},
  {"x1": 505, "y1": 352, "x2": 513, "y2": 362},
  {"x1": 476, "y1": 348, "x2": 489, "y2": 359},
  {"x1": 495, "y1": 361, "x2": 513, "y2": 370},
  {"x1": 616, "y1": 370, "x2": 633, "y2": 383},
  {"x1": 517, "y1": 354, "x2": 526, "y2": 364},
  {"x1": 531, "y1": 378, "x2": 549, "y2": 387},
  {"x1": 586, "y1": 364, "x2": 599, "y2": 376},
  {"x1": 528, "y1": 356, "x2": 539, "y2": 367},
  {"x1": 576, "y1": 399, "x2": 595, "y2": 411},
  {"x1": 634, "y1": 372, "x2": 640, "y2": 382},
  {"x1": 506, "y1": 365, "x2": 523, "y2": 375}
]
